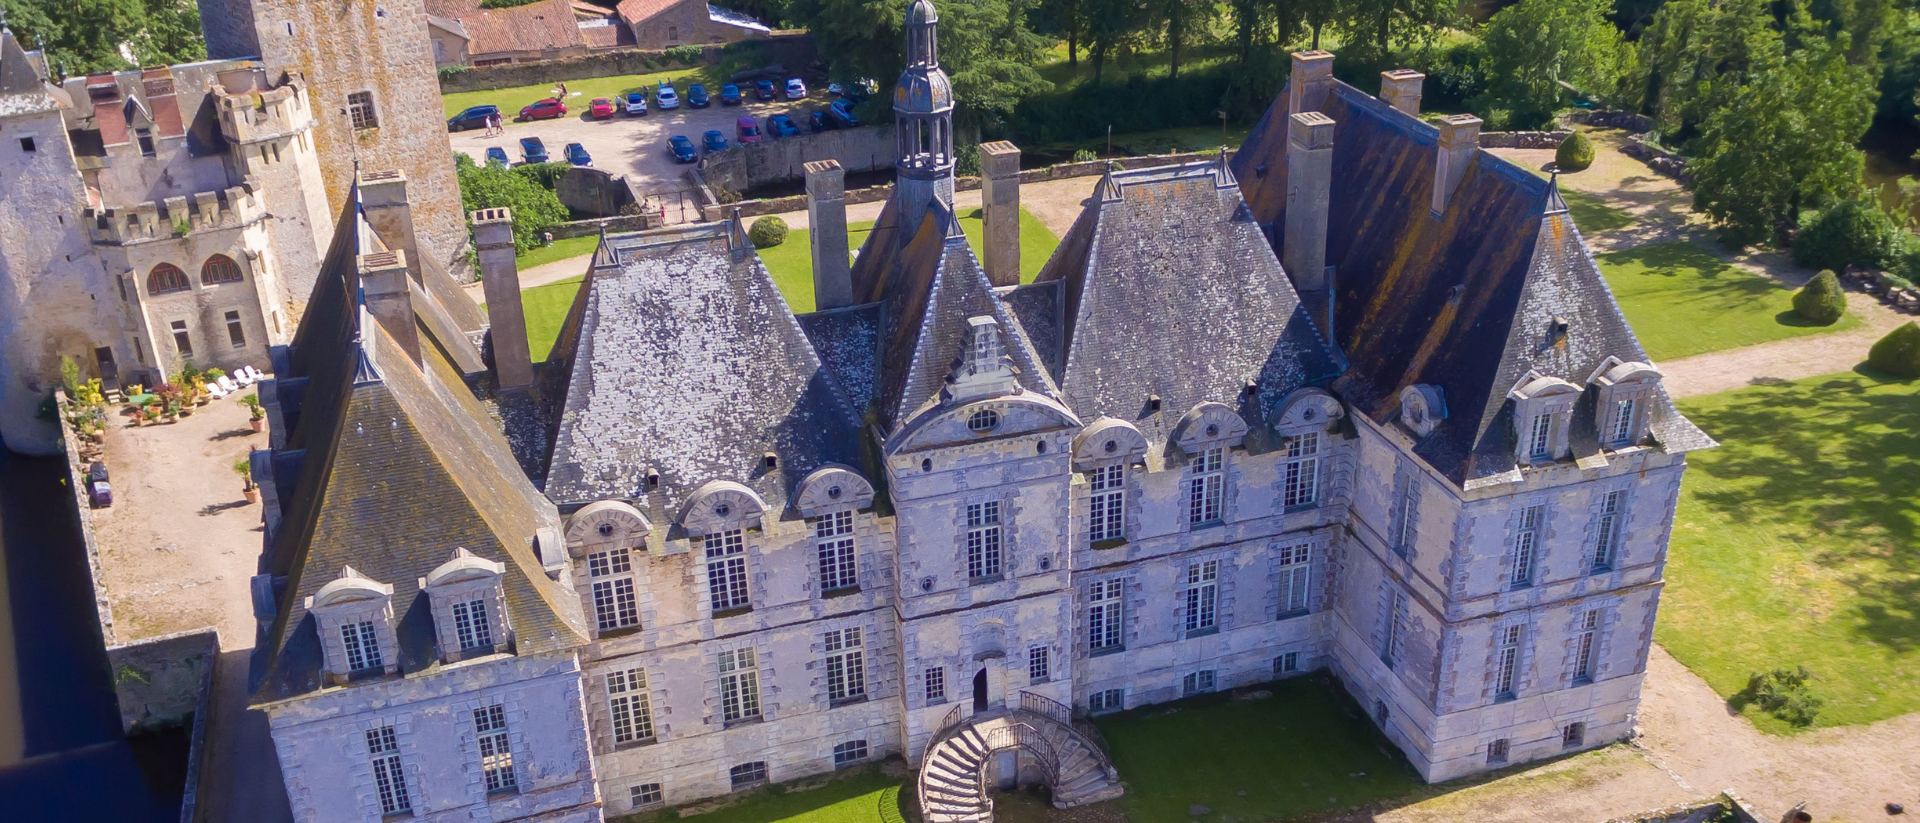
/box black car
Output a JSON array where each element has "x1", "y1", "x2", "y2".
[
  {"x1": 448, "y1": 105, "x2": 498, "y2": 132},
  {"x1": 688, "y1": 84, "x2": 711, "y2": 108},
  {"x1": 809, "y1": 111, "x2": 829, "y2": 133}
]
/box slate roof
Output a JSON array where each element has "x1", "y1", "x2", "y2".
[
  {"x1": 1230, "y1": 81, "x2": 1710, "y2": 486},
  {"x1": 0, "y1": 27, "x2": 61, "y2": 117},
  {"x1": 543, "y1": 221, "x2": 865, "y2": 518}
]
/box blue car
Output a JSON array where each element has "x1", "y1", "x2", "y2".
[
  {"x1": 688, "y1": 83, "x2": 710, "y2": 108},
  {"x1": 564, "y1": 142, "x2": 592, "y2": 166},
  {"x1": 519, "y1": 136, "x2": 548, "y2": 164},
  {"x1": 484, "y1": 146, "x2": 510, "y2": 167},
  {"x1": 668, "y1": 135, "x2": 697, "y2": 163},
  {"x1": 447, "y1": 104, "x2": 498, "y2": 132},
  {"x1": 766, "y1": 113, "x2": 799, "y2": 138},
  {"x1": 827, "y1": 99, "x2": 861, "y2": 128},
  {"x1": 720, "y1": 83, "x2": 742, "y2": 105},
  {"x1": 703, "y1": 130, "x2": 728, "y2": 152}
]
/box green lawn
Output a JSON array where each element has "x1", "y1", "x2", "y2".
[
  {"x1": 1560, "y1": 189, "x2": 1634, "y2": 234},
  {"x1": 1596, "y1": 242, "x2": 1859, "y2": 361},
  {"x1": 613, "y1": 764, "x2": 907, "y2": 823},
  {"x1": 1094, "y1": 674, "x2": 1422, "y2": 821},
  {"x1": 517, "y1": 235, "x2": 600, "y2": 270},
  {"x1": 519, "y1": 274, "x2": 584, "y2": 361},
  {"x1": 443, "y1": 67, "x2": 725, "y2": 122}
]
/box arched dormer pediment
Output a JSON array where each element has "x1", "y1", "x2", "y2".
[
  {"x1": 793, "y1": 464, "x2": 875, "y2": 517},
  {"x1": 1589, "y1": 358, "x2": 1664, "y2": 448},
  {"x1": 312, "y1": 566, "x2": 392, "y2": 608},
  {"x1": 1395, "y1": 385, "x2": 1444, "y2": 438},
  {"x1": 1272, "y1": 388, "x2": 1346, "y2": 434},
  {"x1": 425, "y1": 547, "x2": 505, "y2": 589},
  {"x1": 890, "y1": 393, "x2": 1081, "y2": 454},
  {"x1": 1507, "y1": 371, "x2": 1582, "y2": 463},
  {"x1": 680, "y1": 480, "x2": 767, "y2": 536},
  {"x1": 1072, "y1": 417, "x2": 1148, "y2": 468},
  {"x1": 1509, "y1": 373, "x2": 1581, "y2": 402},
  {"x1": 1590, "y1": 358, "x2": 1662, "y2": 388},
  {"x1": 566, "y1": 499, "x2": 653, "y2": 550},
  {"x1": 1173, "y1": 402, "x2": 1249, "y2": 454}
]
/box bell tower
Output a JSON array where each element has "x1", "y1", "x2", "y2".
[{"x1": 893, "y1": 0, "x2": 955, "y2": 240}]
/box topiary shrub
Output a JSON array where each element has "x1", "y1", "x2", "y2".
[
  {"x1": 1791, "y1": 270, "x2": 1848, "y2": 325},
  {"x1": 1738, "y1": 667, "x2": 1823, "y2": 727},
  {"x1": 1555, "y1": 131, "x2": 1595, "y2": 173},
  {"x1": 748, "y1": 216, "x2": 788, "y2": 249},
  {"x1": 1792, "y1": 199, "x2": 1905, "y2": 272},
  {"x1": 1868, "y1": 322, "x2": 1920, "y2": 378}
]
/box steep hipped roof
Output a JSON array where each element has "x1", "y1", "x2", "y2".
[{"x1": 543, "y1": 222, "x2": 864, "y2": 517}]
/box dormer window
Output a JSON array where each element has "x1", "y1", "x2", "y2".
[
  {"x1": 1589, "y1": 359, "x2": 1663, "y2": 449},
  {"x1": 1526, "y1": 411, "x2": 1553, "y2": 460},
  {"x1": 343, "y1": 620, "x2": 383, "y2": 672},
  {"x1": 424, "y1": 548, "x2": 508, "y2": 663},
  {"x1": 308, "y1": 565, "x2": 397, "y2": 683},
  {"x1": 1507, "y1": 372, "x2": 1581, "y2": 465},
  {"x1": 967, "y1": 408, "x2": 1000, "y2": 433}
]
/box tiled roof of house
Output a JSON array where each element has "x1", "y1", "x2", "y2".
[
  {"x1": 425, "y1": 0, "x2": 585, "y2": 56},
  {"x1": 614, "y1": 0, "x2": 681, "y2": 24}
]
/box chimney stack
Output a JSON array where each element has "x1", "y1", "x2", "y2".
[
  {"x1": 1379, "y1": 70, "x2": 1425, "y2": 117},
  {"x1": 1289, "y1": 51, "x2": 1335, "y2": 115},
  {"x1": 804, "y1": 160, "x2": 853, "y2": 310},
  {"x1": 1432, "y1": 115, "x2": 1482, "y2": 214},
  {"x1": 1284, "y1": 111, "x2": 1336, "y2": 334},
  {"x1": 359, "y1": 249, "x2": 421, "y2": 365},
  {"x1": 472, "y1": 208, "x2": 534, "y2": 391},
  {"x1": 980, "y1": 141, "x2": 1023, "y2": 287},
  {"x1": 358, "y1": 171, "x2": 422, "y2": 285}
]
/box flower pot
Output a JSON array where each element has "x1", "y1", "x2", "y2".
[
  {"x1": 196, "y1": 396, "x2": 209, "y2": 406},
  {"x1": 250, "y1": 417, "x2": 265, "y2": 433},
  {"x1": 244, "y1": 487, "x2": 261, "y2": 505}
]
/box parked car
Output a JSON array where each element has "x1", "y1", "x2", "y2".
[
  {"x1": 755, "y1": 79, "x2": 776, "y2": 101},
  {"x1": 668, "y1": 135, "x2": 698, "y2": 163},
  {"x1": 589, "y1": 97, "x2": 615, "y2": 119},
  {"x1": 88, "y1": 461, "x2": 109, "y2": 484},
  {"x1": 484, "y1": 146, "x2": 510, "y2": 167},
  {"x1": 656, "y1": 83, "x2": 680, "y2": 110},
  {"x1": 736, "y1": 116, "x2": 764, "y2": 144},
  {"x1": 564, "y1": 142, "x2": 592, "y2": 166},
  {"x1": 720, "y1": 83, "x2": 742, "y2": 105},
  {"x1": 624, "y1": 91, "x2": 648, "y2": 115},
  {"x1": 808, "y1": 111, "x2": 828, "y2": 133},
  {"x1": 785, "y1": 77, "x2": 807, "y2": 100},
  {"x1": 518, "y1": 97, "x2": 566, "y2": 121},
  {"x1": 89, "y1": 479, "x2": 112, "y2": 509},
  {"x1": 766, "y1": 113, "x2": 799, "y2": 138},
  {"x1": 703, "y1": 130, "x2": 729, "y2": 152},
  {"x1": 826, "y1": 99, "x2": 861, "y2": 128},
  {"x1": 688, "y1": 84, "x2": 710, "y2": 108},
  {"x1": 520, "y1": 136, "x2": 549, "y2": 164},
  {"x1": 447, "y1": 104, "x2": 498, "y2": 132}
]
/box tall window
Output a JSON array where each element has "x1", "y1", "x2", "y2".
[
  {"x1": 1487, "y1": 738, "x2": 1510, "y2": 764},
  {"x1": 347, "y1": 91, "x2": 379, "y2": 129},
  {"x1": 1088, "y1": 579, "x2": 1123, "y2": 652},
  {"x1": 201, "y1": 254, "x2": 243, "y2": 285},
  {"x1": 1088, "y1": 464, "x2": 1126, "y2": 542},
  {"x1": 706, "y1": 529, "x2": 750, "y2": 612},
  {"x1": 719, "y1": 648, "x2": 761, "y2": 722},
  {"x1": 149, "y1": 263, "x2": 190, "y2": 295},
  {"x1": 135, "y1": 127, "x2": 154, "y2": 156},
  {"x1": 452, "y1": 598, "x2": 492, "y2": 651},
  {"x1": 1609, "y1": 398, "x2": 1637, "y2": 446},
  {"x1": 1027, "y1": 646, "x2": 1050, "y2": 682},
  {"x1": 924, "y1": 666, "x2": 946, "y2": 704},
  {"x1": 1390, "y1": 470, "x2": 1418, "y2": 557},
  {"x1": 966, "y1": 501, "x2": 1003, "y2": 580},
  {"x1": 1281, "y1": 433, "x2": 1320, "y2": 508},
  {"x1": 342, "y1": 621, "x2": 382, "y2": 673},
  {"x1": 1527, "y1": 412, "x2": 1553, "y2": 460},
  {"x1": 1184, "y1": 560, "x2": 1219, "y2": 633},
  {"x1": 1188, "y1": 448, "x2": 1224, "y2": 524},
  {"x1": 1591, "y1": 491, "x2": 1625, "y2": 572},
  {"x1": 1510, "y1": 505, "x2": 1543, "y2": 589},
  {"x1": 815, "y1": 511, "x2": 857, "y2": 592},
  {"x1": 1494, "y1": 624, "x2": 1522, "y2": 700},
  {"x1": 170, "y1": 320, "x2": 192, "y2": 357},
  {"x1": 473, "y1": 705, "x2": 517, "y2": 794},
  {"x1": 1381, "y1": 592, "x2": 1407, "y2": 666},
  {"x1": 588, "y1": 548, "x2": 639, "y2": 632},
  {"x1": 366, "y1": 725, "x2": 411, "y2": 816},
  {"x1": 1277, "y1": 543, "x2": 1311, "y2": 615},
  {"x1": 608, "y1": 667, "x2": 655, "y2": 744},
  {"x1": 1573, "y1": 610, "x2": 1600, "y2": 682},
  {"x1": 825, "y1": 628, "x2": 865, "y2": 703},
  {"x1": 224, "y1": 310, "x2": 246, "y2": 347}
]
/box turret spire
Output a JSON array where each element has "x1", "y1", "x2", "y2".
[{"x1": 893, "y1": 0, "x2": 956, "y2": 243}]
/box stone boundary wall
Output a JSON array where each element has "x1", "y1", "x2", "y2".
[
  {"x1": 1602, "y1": 792, "x2": 1764, "y2": 823},
  {"x1": 437, "y1": 32, "x2": 816, "y2": 94},
  {"x1": 700, "y1": 126, "x2": 898, "y2": 196},
  {"x1": 55, "y1": 391, "x2": 116, "y2": 646},
  {"x1": 550, "y1": 213, "x2": 658, "y2": 240},
  {"x1": 1479, "y1": 130, "x2": 1572, "y2": 149},
  {"x1": 108, "y1": 628, "x2": 218, "y2": 823},
  {"x1": 1620, "y1": 135, "x2": 1691, "y2": 184},
  {"x1": 1567, "y1": 109, "x2": 1656, "y2": 134}
]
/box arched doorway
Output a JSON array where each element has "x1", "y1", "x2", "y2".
[{"x1": 973, "y1": 669, "x2": 988, "y2": 712}]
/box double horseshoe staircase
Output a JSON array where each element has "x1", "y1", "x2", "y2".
[{"x1": 917, "y1": 692, "x2": 1124, "y2": 823}]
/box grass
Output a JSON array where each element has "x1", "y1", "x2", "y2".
[
  {"x1": 517, "y1": 234, "x2": 600, "y2": 270},
  {"x1": 1093, "y1": 674, "x2": 1421, "y2": 821},
  {"x1": 520, "y1": 274, "x2": 584, "y2": 361},
  {"x1": 613, "y1": 763, "x2": 908, "y2": 823},
  {"x1": 1559, "y1": 189, "x2": 1635, "y2": 234},
  {"x1": 1658, "y1": 369, "x2": 1920, "y2": 733},
  {"x1": 442, "y1": 66, "x2": 726, "y2": 122},
  {"x1": 1595, "y1": 241, "x2": 1859, "y2": 361}
]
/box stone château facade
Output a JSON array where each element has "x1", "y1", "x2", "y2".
[{"x1": 250, "y1": 2, "x2": 1712, "y2": 821}]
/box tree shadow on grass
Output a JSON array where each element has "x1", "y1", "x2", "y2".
[{"x1": 1773, "y1": 310, "x2": 1840, "y2": 329}]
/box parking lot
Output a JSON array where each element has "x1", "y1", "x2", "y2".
[{"x1": 447, "y1": 87, "x2": 834, "y2": 223}]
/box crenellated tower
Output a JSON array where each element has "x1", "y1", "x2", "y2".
[{"x1": 892, "y1": 0, "x2": 955, "y2": 241}]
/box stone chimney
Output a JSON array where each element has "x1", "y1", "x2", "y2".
[
  {"x1": 473, "y1": 208, "x2": 533, "y2": 391},
  {"x1": 1288, "y1": 51, "x2": 1335, "y2": 115},
  {"x1": 140, "y1": 67, "x2": 185, "y2": 138},
  {"x1": 359, "y1": 249, "x2": 420, "y2": 364},
  {"x1": 1379, "y1": 70, "x2": 1425, "y2": 117},
  {"x1": 358, "y1": 171, "x2": 422, "y2": 284},
  {"x1": 980, "y1": 141, "x2": 1023, "y2": 287},
  {"x1": 804, "y1": 160, "x2": 853, "y2": 310},
  {"x1": 1432, "y1": 115, "x2": 1482, "y2": 214},
  {"x1": 1284, "y1": 112, "x2": 1336, "y2": 333}
]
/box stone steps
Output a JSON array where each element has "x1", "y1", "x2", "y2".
[{"x1": 918, "y1": 707, "x2": 1123, "y2": 821}]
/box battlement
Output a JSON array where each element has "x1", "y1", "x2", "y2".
[
  {"x1": 215, "y1": 73, "x2": 312, "y2": 145},
  {"x1": 85, "y1": 180, "x2": 266, "y2": 246}
]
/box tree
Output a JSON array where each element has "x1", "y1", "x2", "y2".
[
  {"x1": 130, "y1": 0, "x2": 205, "y2": 67},
  {"x1": 1688, "y1": 23, "x2": 1876, "y2": 246},
  {"x1": 1792, "y1": 198, "x2": 1908, "y2": 271},
  {"x1": 1340, "y1": 0, "x2": 1456, "y2": 61},
  {"x1": 1477, "y1": 0, "x2": 1636, "y2": 128},
  {"x1": 1151, "y1": 0, "x2": 1216, "y2": 79},
  {"x1": 455, "y1": 155, "x2": 568, "y2": 254},
  {"x1": 1032, "y1": 0, "x2": 1085, "y2": 67},
  {"x1": 1633, "y1": 0, "x2": 1782, "y2": 142},
  {"x1": 0, "y1": 0, "x2": 203, "y2": 75},
  {"x1": 1082, "y1": 0, "x2": 1143, "y2": 84}
]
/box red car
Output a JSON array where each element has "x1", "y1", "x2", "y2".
[
  {"x1": 519, "y1": 97, "x2": 567, "y2": 121},
  {"x1": 589, "y1": 97, "x2": 614, "y2": 119}
]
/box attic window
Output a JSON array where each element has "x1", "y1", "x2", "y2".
[
  {"x1": 968, "y1": 409, "x2": 1000, "y2": 433},
  {"x1": 1147, "y1": 395, "x2": 1162, "y2": 412},
  {"x1": 714, "y1": 503, "x2": 732, "y2": 518},
  {"x1": 764, "y1": 453, "x2": 778, "y2": 470},
  {"x1": 1548, "y1": 317, "x2": 1569, "y2": 346},
  {"x1": 646, "y1": 472, "x2": 660, "y2": 490},
  {"x1": 598, "y1": 523, "x2": 614, "y2": 537},
  {"x1": 1254, "y1": 162, "x2": 1268, "y2": 179},
  {"x1": 1103, "y1": 439, "x2": 1117, "y2": 454},
  {"x1": 921, "y1": 458, "x2": 933, "y2": 473},
  {"x1": 827, "y1": 485, "x2": 842, "y2": 500},
  {"x1": 18, "y1": 137, "x2": 34, "y2": 153}
]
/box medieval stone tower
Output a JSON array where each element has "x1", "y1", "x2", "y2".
[{"x1": 197, "y1": 0, "x2": 468, "y2": 270}]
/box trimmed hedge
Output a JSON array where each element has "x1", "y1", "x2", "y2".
[
  {"x1": 1868, "y1": 322, "x2": 1920, "y2": 378},
  {"x1": 748, "y1": 216, "x2": 789, "y2": 249},
  {"x1": 1791, "y1": 270, "x2": 1848, "y2": 325},
  {"x1": 1556, "y1": 131, "x2": 1595, "y2": 172}
]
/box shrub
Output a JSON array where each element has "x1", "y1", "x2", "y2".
[
  {"x1": 748, "y1": 216, "x2": 788, "y2": 249},
  {"x1": 1071, "y1": 148, "x2": 1098, "y2": 163},
  {"x1": 954, "y1": 142, "x2": 981, "y2": 178},
  {"x1": 1741, "y1": 667, "x2": 1823, "y2": 726},
  {"x1": 1868, "y1": 322, "x2": 1920, "y2": 378},
  {"x1": 1792, "y1": 199, "x2": 1906, "y2": 272},
  {"x1": 436, "y1": 65, "x2": 469, "y2": 82},
  {"x1": 1791, "y1": 270, "x2": 1848, "y2": 325},
  {"x1": 1556, "y1": 131, "x2": 1595, "y2": 172},
  {"x1": 512, "y1": 161, "x2": 571, "y2": 191},
  {"x1": 455, "y1": 155, "x2": 568, "y2": 253},
  {"x1": 665, "y1": 45, "x2": 703, "y2": 65}
]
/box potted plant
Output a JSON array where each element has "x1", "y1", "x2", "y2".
[
  {"x1": 235, "y1": 456, "x2": 259, "y2": 504},
  {"x1": 240, "y1": 393, "x2": 265, "y2": 432}
]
